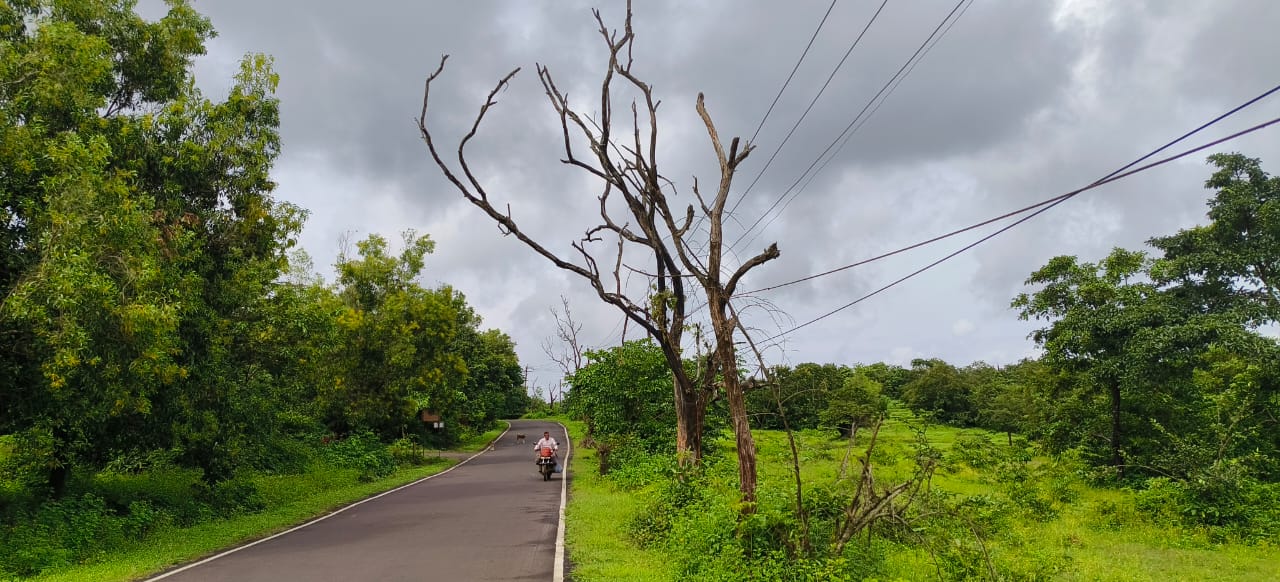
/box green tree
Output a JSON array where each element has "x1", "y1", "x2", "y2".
[
  {"x1": 1013, "y1": 250, "x2": 1156, "y2": 472},
  {"x1": 325, "y1": 232, "x2": 467, "y2": 441},
  {"x1": 900, "y1": 358, "x2": 975, "y2": 425},
  {"x1": 453, "y1": 325, "x2": 527, "y2": 427},
  {"x1": 747, "y1": 363, "x2": 849, "y2": 430},
  {"x1": 4, "y1": 134, "x2": 191, "y2": 494},
  {"x1": 820, "y1": 371, "x2": 887, "y2": 434},
  {"x1": 564, "y1": 339, "x2": 675, "y2": 452},
  {"x1": 970, "y1": 359, "x2": 1055, "y2": 444},
  {"x1": 1012, "y1": 248, "x2": 1248, "y2": 475},
  {"x1": 858, "y1": 362, "x2": 912, "y2": 399},
  {"x1": 0, "y1": 0, "x2": 305, "y2": 491},
  {"x1": 1150, "y1": 153, "x2": 1280, "y2": 325}
]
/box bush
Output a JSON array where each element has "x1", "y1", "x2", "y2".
[
  {"x1": 194, "y1": 478, "x2": 266, "y2": 518},
  {"x1": 0, "y1": 493, "x2": 142, "y2": 577},
  {"x1": 625, "y1": 468, "x2": 707, "y2": 548},
  {"x1": 322, "y1": 431, "x2": 396, "y2": 482},
  {"x1": 1136, "y1": 465, "x2": 1280, "y2": 540},
  {"x1": 387, "y1": 438, "x2": 427, "y2": 467},
  {"x1": 248, "y1": 436, "x2": 316, "y2": 475}
]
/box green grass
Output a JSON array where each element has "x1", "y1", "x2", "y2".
[
  {"x1": 564, "y1": 413, "x2": 1280, "y2": 581},
  {"x1": 563, "y1": 419, "x2": 673, "y2": 582},
  {"x1": 19, "y1": 424, "x2": 508, "y2": 582},
  {"x1": 457, "y1": 424, "x2": 508, "y2": 452}
]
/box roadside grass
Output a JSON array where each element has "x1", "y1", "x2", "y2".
[
  {"x1": 564, "y1": 413, "x2": 1279, "y2": 581},
  {"x1": 562, "y1": 420, "x2": 672, "y2": 582},
  {"x1": 458, "y1": 424, "x2": 508, "y2": 452},
  {"x1": 10, "y1": 423, "x2": 507, "y2": 582}
]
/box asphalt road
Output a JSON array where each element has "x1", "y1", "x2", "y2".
[{"x1": 149, "y1": 419, "x2": 569, "y2": 582}]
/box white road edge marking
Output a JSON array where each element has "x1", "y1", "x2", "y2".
[
  {"x1": 143, "y1": 423, "x2": 512, "y2": 581},
  {"x1": 554, "y1": 422, "x2": 571, "y2": 582}
]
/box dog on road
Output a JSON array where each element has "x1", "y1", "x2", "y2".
[{"x1": 515, "y1": 433, "x2": 526, "y2": 444}]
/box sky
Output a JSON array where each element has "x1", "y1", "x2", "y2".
[{"x1": 142, "y1": 0, "x2": 1280, "y2": 393}]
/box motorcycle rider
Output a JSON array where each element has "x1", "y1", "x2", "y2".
[
  {"x1": 534, "y1": 431, "x2": 560, "y2": 469},
  {"x1": 533, "y1": 431, "x2": 559, "y2": 456}
]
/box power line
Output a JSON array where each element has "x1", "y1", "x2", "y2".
[
  {"x1": 739, "y1": 0, "x2": 975, "y2": 252},
  {"x1": 731, "y1": 0, "x2": 970, "y2": 252},
  {"x1": 730, "y1": 0, "x2": 891, "y2": 217},
  {"x1": 744, "y1": 81, "x2": 1280, "y2": 295},
  {"x1": 760, "y1": 114, "x2": 1280, "y2": 343},
  {"x1": 747, "y1": 0, "x2": 841, "y2": 147}
]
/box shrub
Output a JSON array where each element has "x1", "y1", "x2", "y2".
[
  {"x1": 0, "y1": 494, "x2": 136, "y2": 577},
  {"x1": 194, "y1": 478, "x2": 266, "y2": 518},
  {"x1": 1136, "y1": 465, "x2": 1280, "y2": 540},
  {"x1": 322, "y1": 431, "x2": 396, "y2": 482},
  {"x1": 248, "y1": 436, "x2": 316, "y2": 475},
  {"x1": 387, "y1": 438, "x2": 427, "y2": 467},
  {"x1": 625, "y1": 468, "x2": 707, "y2": 548}
]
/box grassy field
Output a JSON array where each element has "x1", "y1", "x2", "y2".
[
  {"x1": 563, "y1": 415, "x2": 1279, "y2": 581},
  {"x1": 4, "y1": 424, "x2": 506, "y2": 582},
  {"x1": 562, "y1": 420, "x2": 674, "y2": 582}
]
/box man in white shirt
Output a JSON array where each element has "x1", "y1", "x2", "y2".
[{"x1": 533, "y1": 431, "x2": 558, "y2": 455}]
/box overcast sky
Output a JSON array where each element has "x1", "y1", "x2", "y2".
[{"x1": 147, "y1": 0, "x2": 1280, "y2": 391}]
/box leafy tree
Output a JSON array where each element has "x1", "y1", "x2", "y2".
[
  {"x1": 564, "y1": 339, "x2": 675, "y2": 452},
  {"x1": 1013, "y1": 250, "x2": 1159, "y2": 472},
  {"x1": 747, "y1": 363, "x2": 849, "y2": 430},
  {"x1": 970, "y1": 359, "x2": 1055, "y2": 444},
  {"x1": 453, "y1": 326, "x2": 527, "y2": 427},
  {"x1": 900, "y1": 358, "x2": 976, "y2": 425},
  {"x1": 1013, "y1": 247, "x2": 1256, "y2": 475},
  {"x1": 1150, "y1": 153, "x2": 1280, "y2": 325},
  {"x1": 858, "y1": 362, "x2": 912, "y2": 399},
  {"x1": 0, "y1": 0, "x2": 304, "y2": 491},
  {"x1": 820, "y1": 371, "x2": 888, "y2": 434},
  {"x1": 324, "y1": 232, "x2": 467, "y2": 441},
  {"x1": 4, "y1": 134, "x2": 191, "y2": 494}
]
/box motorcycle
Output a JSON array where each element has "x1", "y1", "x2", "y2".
[{"x1": 536, "y1": 446, "x2": 558, "y2": 481}]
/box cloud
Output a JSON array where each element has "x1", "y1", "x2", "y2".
[{"x1": 150, "y1": 0, "x2": 1280, "y2": 383}]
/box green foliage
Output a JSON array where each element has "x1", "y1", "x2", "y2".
[
  {"x1": 1009, "y1": 155, "x2": 1280, "y2": 490},
  {"x1": 0, "y1": 0, "x2": 533, "y2": 576},
  {"x1": 566, "y1": 415, "x2": 1280, "y2": 582},
  {"x1": 0, "y1": 0, "x2": 310, "y2": 491},
  {"x1": 900, "y1": 359, "x2": 977, "y2": 426},
  {"x1": 747, "y1": 363, "x2": 850, "y2": 430},
  {"x1": 0, "y1": 493, "x2": 144, "y2": 577},
  {"x1": 625, "y1": 463, "x2": 705, "y2": 548},
  {"x1": 858, "y1": 362, "x2": 912, "y2": 399},
  {"x1": 565, "y1": 339, "x2": 676, "y2": 457},
  {"x1": 820, "y1": 371, "x2": 888, "y2": 432},
  {"x1": 320, "y1": 431, "x2": 397, "y2": 482},
  {"x1": 1136, "y1": 464, "x2": 1280, "y2": 540},
  {"x1": 1149, "y1": 153, "x2": 1280, "y2": 326},
  {"x1": 452, "y1": 328, "x2": 527, "y2": 425},
  {"x1": 192, "y1": 478, "x2": 266, "y2": 518}
]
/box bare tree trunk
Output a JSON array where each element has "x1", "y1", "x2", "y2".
[
  {"x1": 674, "y1": 380, "x2": 704, "y2": 462},
  {"x1": 737, "y1": 311, "x2": 811, "y2": 553},
  {"x1": 664, "y1": 341, "x2": 703, "y2": 463},
  {"x1": 667, "y1": 96, "x2": 778, "y2": 509},
  {"x1": 710, "y1": 300, "x2": 756, "y2": 505}
]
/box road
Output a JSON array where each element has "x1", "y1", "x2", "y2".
[{"x1": 148, "y1": 419, "x2": 569, "y2": 582}]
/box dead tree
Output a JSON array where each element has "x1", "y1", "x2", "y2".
[
  {"x1": 418, "y1": 3, "x2": 720, "y2": 462},
  {"x1": 541, "y1": 295, "x2": 585, "y2": 381},
  {"x1": 420, "y1": 2, "x2": 780, "y2": 501},
  {"x1": 663, "y1": 95, "x2": 780, "y2": 505}
]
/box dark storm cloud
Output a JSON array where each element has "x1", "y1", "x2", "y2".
[{"x1": 156, "y1": 0, "x2": 1280, "y2": 376}]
